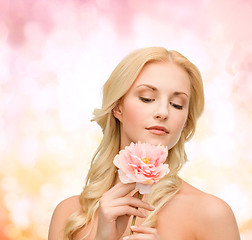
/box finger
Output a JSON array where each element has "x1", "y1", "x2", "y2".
[
  {"x1": 111, "y1": 196, "x2": 155, "y2": 211},
  {"x1": 98, "y1": 203, "x2": 146, "y2": 222},
  {"x1": 123, "y1": 233, "x2": 157, "y2": 240},
  {"x1": 130, "y1": 225, "x2": 158, "y2": 235},
  {"x1": 114, "y1": 206, "x2": 147, "y2": 218},
  {"x1": 103, "y1": 182, "x2": 136, "y2": 199},
  {"x1": 99, "y1": 205, "x2": 146, "y2": 221}
]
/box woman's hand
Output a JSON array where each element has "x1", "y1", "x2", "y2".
[
  {"x1": 123, "y1": 226, "x2": 161, "y2": 240},
  {"x1": 95, "y1": 182, "x2": 155, "y2": 240}
]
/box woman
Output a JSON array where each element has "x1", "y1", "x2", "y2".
[{"x1": 48, "y1": 47, "x2": 240, "y2": 240}]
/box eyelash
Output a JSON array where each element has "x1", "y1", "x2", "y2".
[
  {"x1": 139, "y1": 97, "x2": 154, "y2": 103},
  {"x1": 170, "y1": 102, "x2": 183, "y2": 110},
  {"x1": 140, "y1": 97, "x2": 183, "y2": 110}
]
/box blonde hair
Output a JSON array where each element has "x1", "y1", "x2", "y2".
[{"x1": 64, "y1": 47, "x2": 204, "y2": 239}]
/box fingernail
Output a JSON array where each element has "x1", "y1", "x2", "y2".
[
  {"x1": 130, "y1": 225, "x2": 137, "y2": 229},
  {"x1": 141, "y1": 212, "x2": 146, "y2": 217},
  {"x1": 123, "y1": 237, "x2": 129, "y2": 240},
  {"x1": 150, "y1": 204, "x2": 155, "y2": 210}
]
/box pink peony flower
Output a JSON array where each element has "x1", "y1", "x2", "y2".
[{"x1": 113, "y1": 141, "x2": 169, "y2": 194}]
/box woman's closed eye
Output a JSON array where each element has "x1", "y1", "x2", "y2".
[
  {"x1": 170, "y1": 102, "x2": 183, "y2": 110},
  {"x1": 139, "y1": 97, "x2": 155, "y2": 103}
]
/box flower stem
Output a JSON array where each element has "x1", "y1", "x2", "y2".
[{"x1": 130, "y1": 192, "x2": 142, "y2": 235}]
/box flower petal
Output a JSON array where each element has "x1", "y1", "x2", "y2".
[
  {"x1": 136, "y1": 183, "x2": 151, "y2": 194},
  {"x1": 113, "y1": 141, "x2": 169, "y2": 188},
  {"x1": 118, "y1": 169, "x2": 134, "y2": 184}
]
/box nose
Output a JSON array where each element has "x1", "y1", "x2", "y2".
[{"x1": 153, "y1": 101, "x2": 168, "y2": 120}]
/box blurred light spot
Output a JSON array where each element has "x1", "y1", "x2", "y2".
[
  {"x1": 212, "y1": 101, "x2": 236, "y2": 134},
  {"x1": 24, "y1": 21, "x2": 45, "y2": 45},
  {"x1": 0, "y1": 116, "x2": 4, "y2": 130},
  {"x1": 0, "y1": 128, "x2": 7, "y2": 152},
  {"x1": 9, "y1": 197, "x2": 30, "y2": 228},
  {"x1": 31, "y1": 88, "x2": 57, "y2": 113},
  {"x1": 206, "y1": 72, "x2": 233, "y2": 106},
  {"x1": 79, "y1": 3, "x2": 98, "y2": 30},
  {"x1": 97, "y1": 18, "x2": 117, "y2": 43},
  {"x1": 61, "y1": 171, "x2": 83, "y2": 195},
  {"x1": 188, "y1": 176, "x2": 207, "y2": 190},
  {"x1": 96, "y1": 0, "x2": 111, "y2": 9},
  {"x1": 1, "y1": 176, "x2": 18, "y2": 192},
  {"x1": 58, "y1": 108, "x2": 82, "y2": 132},
  {"x1": 4, "y1": 224, "x2": 22, "y2": 239},
  {"x1": 19, "y1": 76, "x2": 38, "y2": 96},
  {"x1": 0, "y1": 61, "x2": 10, "y2": 83},
  {"x1": 241, "y1": 230, "x2": 252, "y2": 240},
  {"x1": 0, "y1": 21, "x2": 8, "y2": 43},
  {"x1": 36, "y1": 224, "x2": 49, "y2": 239},
  {"x1": 4, "y1": 192, "x2": 19, "y2": 211},
  {"x1": 201, "y1": 135, "x2": 237, "y2": 166},
  {"x1": 18, "y1": 137, "x2": 39, "y2": 167},
  {"x1": 185, "y1": 140, "x2": 197, "y2": 160},
  {"x1": 40, "y1": 183, "x2": 56, "y2": 199},
  {"x1": 45, "y1": 135, "x2": 70, "y2": 159},
  {"x1": 218, "y1": 184, "x2": 251, "y2": 222},
  {"x1": 233, "y1": 70, "x2": 252, "y2": 108},
  {"x1": 41, "y1": 115, "x2": 54, "y2": 132}
]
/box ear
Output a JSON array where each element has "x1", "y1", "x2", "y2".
[{"x1": 112, "y1": 101, "x2": 123, "y2": 122}]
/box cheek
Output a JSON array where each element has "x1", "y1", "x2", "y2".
[
  {"x1": 173, "y1": 112, "x2": 188, "y2": 131},
  {"x1": 122, "y1": 102, "x2": 143, "y2": 126}
]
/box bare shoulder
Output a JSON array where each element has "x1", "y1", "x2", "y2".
[
  {"x1": 157, "y1": 180, "x2": 240, "y2": 240},
  {"x1": 182, "y1": 181, "x2": 234, "y2": 214},
  {"x1": 182, "y1": 181, "x2": 241, "y2": 240},
  {"x1": 196, "y1": 189, "x2": 234, "y2": 218},
  {"x1": 48, "y1": 195, "x2": 82, "y2": 240}
]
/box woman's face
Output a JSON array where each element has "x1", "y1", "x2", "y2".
[{"x1": 113, "y1": 61, "x2": 191, "y2": 150}]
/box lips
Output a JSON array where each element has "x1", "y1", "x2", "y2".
[{"x1": 146, "y1": 126, "x2": 169, "y2": 135}]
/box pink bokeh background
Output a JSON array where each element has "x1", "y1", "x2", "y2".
[{"x1": 0, "y1": 0, "x2": 252, "y2": 239}]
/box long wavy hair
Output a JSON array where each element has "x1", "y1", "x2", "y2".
[{"x1": 64, "y1": 47, "x2": 204, "y2": 239}]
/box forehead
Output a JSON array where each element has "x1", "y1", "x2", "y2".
[{"x1": 132, "y1": 61, "x2": 191, "y2": 95}]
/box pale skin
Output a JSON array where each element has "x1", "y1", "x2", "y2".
[{"x1": 48, "y1": 62, "x2": 240, "y2": 240}]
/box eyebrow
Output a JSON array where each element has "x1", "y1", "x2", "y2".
[
  {"x1": 174, "y1": 91, "x2": 189, "y2": 98},
  {"x1": 136, "y1": 84, "x2": 189, "y2": 97},
  {"x1": 136, "y1": 84, "x2": 157, "y2": 91}
]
